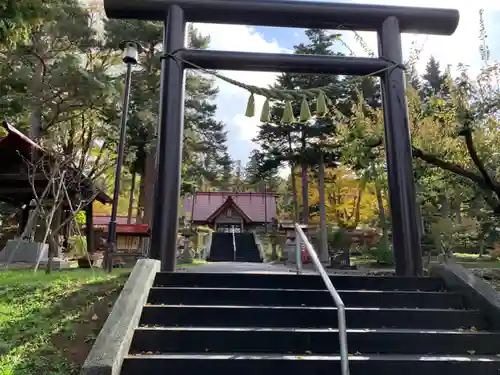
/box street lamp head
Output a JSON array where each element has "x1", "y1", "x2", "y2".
[{"x1": 119, "y1": 40, "x2": 143, "y2": 65}]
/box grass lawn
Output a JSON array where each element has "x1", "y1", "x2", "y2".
[
  {"x1": 451, "y1": 253, "x2": 500, "y2": 269},
  {"x1": 0, "y1": 269, "x2": 129, "y2": 375},
  {"x1": 177, "y1": 259, "x2": 208, "y2": 268},
  {"x1": 351, "y1": 253, "x2": 500, "y2": 270}
]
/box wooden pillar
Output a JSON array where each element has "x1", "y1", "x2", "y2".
[
  {"x1": 86, "y1": 202, "x2": 94, "y2": 253},
  {"x1": 127, "y1": 170, "x2": 136, "y2": 224},
  {"x1": 62, "y1": 210, "x2": 70, "y2": 251},
  {"x1": 50, "y1": 205, "x2": 63, "y2": 257}
]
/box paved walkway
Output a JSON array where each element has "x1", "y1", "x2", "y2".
[
  {"x1": 177, "y1": 261, "x2": 393, "y2": 275},
  {"x1": 177, "y1": 262, "x2": 301, "y2": 274}
]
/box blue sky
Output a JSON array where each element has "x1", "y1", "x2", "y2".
[{"x1": 193, "y1": 1, "x2": 500, "y2": 166}]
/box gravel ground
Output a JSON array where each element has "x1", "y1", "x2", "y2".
[{"x1": 471, "y1": 268, "x2": 500, "y2": 291}]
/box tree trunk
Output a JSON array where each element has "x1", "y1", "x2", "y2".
[
  {"x1": 46, "y1": 204, "x2": 63, "y2": 274},
  {"x1": 127, "y1": 170, "x2": 136, "y2": 224},
  {"x1": 137, "y1": 124, "x2": 156, "y2": 225},
  {"x1": 439, "y1": 194, "x2": 450, "y2": 256},
  {"x1": 318, "y1": 153, "x2": 328, "y2": 262},
  {"x1": 286, "y1": 133, "x2": 299, "y2": 223},
  {"x1": 440, "y1": 195, "x2": 450, "y2": 217},
  {"x1": 455, "y1": 199, "x2": 462, "y2": 224},
  {"x1": 29, "y1": 61, "x2": 44, "y2": 141},
  {"x1": 300, "y1": 132, "x2": 309, "y2": 224},
  {"x1": 414, "y1": 183, "x2": 425, "y2": 242},
  {"x1": 142, "y1": 149, "x2": 156, "y2": 226},
  {"x1": 301, "y1": 164, "x2": 309, "y2": 224},
  {"x1": 375, "y1": 182, "x2": 389, "y2": 250},
  {"x1": 353, "y1": 190, "x2": 363, "y2": 227},
  {"x1": 290, "y1": 162, "x2": 299, "y2": 222},
  {"x1": 137, "y1": 174, "x2": 145, "y2": 223},
  {"x1": 478, "y1": 225, "x2": 485, "y2": 258}
]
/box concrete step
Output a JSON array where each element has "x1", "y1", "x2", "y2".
[
  {"x1": 147, "y1": 287, "x2": 463, "y2": 309},
  {"x1": 153, "y1": 272, "x2": 444, "y2": 291},
  {"x1": 121, "y1": 353, "x2": 500, "y2": 375},
  {"x1": 139, "y1": 305, "x2": 485, "y2": 330},
  {"x1": 130, "y1": 327, "x2": 500, "y2": 355},
  {"x1": 209, "y1": 247, "x2": 261, "y2": 262}
]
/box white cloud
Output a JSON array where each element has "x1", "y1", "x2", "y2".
[
  {"x1": 193, "y1": 2, "x2": 499, "y2": 166},
  {"x1": 191, "y1": 23, "x2": 289, "y2": 161},
  {"x1": 342, "y1": 0, "x2": 494, "y2": 76}
]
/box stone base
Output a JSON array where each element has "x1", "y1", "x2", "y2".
[
  {"x1": 0, "y1": 258, "x2": 72, "y2": 270},
  {"x1": 35, "y1": 258, "x2": 72, "y2": 269},
  {"x1": 284, "y1": 245, "x2": 298, "y2": 263},
  {"x1": 0, "y1": 239, "x2": 71, "y2": 269},
  {"x1": 0, "y1": 239, "x2": 49, "y2": 263},
  {"x1": 178, "y1": 249, "x2": 193, "y2": 264}
]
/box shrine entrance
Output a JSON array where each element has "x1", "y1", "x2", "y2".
[
  {"x1": 217, "y1": 224, "x2": 242, "y2": 234},
  {"x1": 103, "y1": 0, "x2": 459, "y2": 276}
]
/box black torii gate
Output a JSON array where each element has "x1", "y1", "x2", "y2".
[{"x1": 104, "y1": 0, "x2": 459, "y2": 276}]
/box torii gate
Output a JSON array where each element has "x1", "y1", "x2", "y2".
[{"x1": 103, "y1": 0, "x2": 459, "y2": 276}]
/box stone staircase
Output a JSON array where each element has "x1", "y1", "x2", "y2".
[
  {"x1": 119, "y1": 272, "x2": 500, "y2": 375},
  {"x1": 206, "y1": 233, "x2": 234, "y2": 261},
  {"x1": 235, "y1": 232, "x2": 262, "y2": 262},
  {"x1": 208, "y1": 233, "x2": 262, "y2": 263}
]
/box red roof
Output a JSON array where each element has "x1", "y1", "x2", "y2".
[
  {"x1": 206, "y1": 195, "x2": 252, "y2": 223},
  {"x1": 93, "y1": 216, "x2": 136, "y2": 226},
  {"x1": 182, "y1": 192, "x2": 277, "y2": 223},
  {"x1": 0, "y1": 121, "x2": 43, "y2": 154},
  {"x1": 0, "y1": 122, "x2": 112, "y2": 204}
]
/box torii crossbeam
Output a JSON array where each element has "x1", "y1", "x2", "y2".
[{"x1": 104, "y1": 0, "x2": 459, "y2": 276}]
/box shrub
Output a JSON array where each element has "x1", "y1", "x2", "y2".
[
  {"x1": 373, "y1": 243, "x2": 394, "y2": 265},
  {"x1": 68, "y1": 235, "x2": 87, "y2": 258},
  {"x1": 489, "y1": 245, "x2": 500, "y2": 261}
]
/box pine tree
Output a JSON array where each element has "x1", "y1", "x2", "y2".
[
  {"x1": 254, "y1": 28, "x2": 346, "y2": 222},
  {"x1": 422, "y1": 56, "x2": 446, "y2": 97},
  {"x1": 244, "y1": 150, "x2": 282, "y2": 192},
  {"x1": 1, "y1": 0, "x2": 114, "y2": 139},
  {"x1": 104, "y1": 21, "x2": 232, "y2": 222},
  {"x1": 407, "y1": 65, "x2": 422, "y2": 91}
]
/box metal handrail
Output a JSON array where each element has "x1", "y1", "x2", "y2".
[
  {"x1": 294, "y1": 223, "x2": 350, "y2": 375},
  {"x1": 231, "y1": 225, "x2": 236, "y2": 261}
]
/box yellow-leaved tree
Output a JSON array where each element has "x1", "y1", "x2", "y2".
[{"x1": 297, "y1": 166, "x2": 382, "y2": 229}]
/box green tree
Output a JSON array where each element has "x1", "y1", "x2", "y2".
[
  {"x1": 244, "y1": 150, "x2": 283, "y2": 193},
  {"x1": 104, "y1": 21, "x2": 232, "y2": 222},
  {"x1": 343, "y1": 55, "x2": 500, "y2": 241},
  {"x1": 254, "y1": 28, "x2": 352, "y2": 223},
  {"x1": 0, "y1": 0, "x2": 45, "y2": 47},
  {"x1": 422, "y1": 56, "x2": 447, "y2": 97},
  {"x1": 0, "y1": 0, "x2": 120, "y2": 185}
]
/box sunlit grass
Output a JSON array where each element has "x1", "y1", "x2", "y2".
[{"x1": 0, "y1": 269, "x2": 129, "y2": 375}]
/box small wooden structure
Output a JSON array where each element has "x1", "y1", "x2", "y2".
[
  {"x1": 93, "y1": 216, "x2": 150, "y2": 266},
  {"x1": 0, "y1": 122, "x2": 111, "y2": 259}
]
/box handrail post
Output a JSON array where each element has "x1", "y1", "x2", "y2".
[
  {"x1": 295, "y1": 228, "x2": 302, "y2": 274},
  {"x1": 338, "y1": 303, "x2": 349, "y2": 375},
  {"x1": 294, "y1": 222, "x2": 349, "y2": 375},
  {"x1": 232, "y1": 225, "x2": 236, "y2": 261}
]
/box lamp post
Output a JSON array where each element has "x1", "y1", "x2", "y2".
[{"x1": 105, "y1": 40, "x2": 142, "y2": 272}]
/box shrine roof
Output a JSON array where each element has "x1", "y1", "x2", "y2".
[{"x1": 181, "y1": 191, "x2": 278, "y2": 223}]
